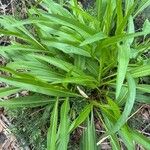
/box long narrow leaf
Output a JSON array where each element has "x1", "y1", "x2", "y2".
[
  {"x1": 69, "y1": 104, "x2": 92, "y2": 132},
  {"x1": 132, "y1": 130, "x2": 150, "y2": 150},
  {"x1": 47, "y1": 98, "x2": 59, "y2": 150},
  {"x1": 111, "y1": 73, "x2": 136, "y2": 133},
  {"x1": 80, "y1": 113, "x2": 98, "y2": 150},
  {"x1": 0, "y1": 76, "x2": 80, "y2": 97},
  {"x1": 0, "y1": 87, "x2": 21, "y2": 98},
  {"x1": 57, "y1": 98, "x2": 70, "y2": 150},
  {"x1": 116, "y1": 44, "x2": 130, "y2": 99},
  {"x1": 0, "y1": 95, "x2": 53, "y2": 108},
  {"x1": 130, "y1": 65, "x2": 150, "y2": 78}
]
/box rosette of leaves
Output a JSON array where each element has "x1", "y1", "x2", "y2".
[{"x1": 0, "y1": 0, "x2": 150, "y2": 149}]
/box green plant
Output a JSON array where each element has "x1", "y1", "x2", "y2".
[{"x1": 0, "y1": 0, "x2": 150, "y2": 149}]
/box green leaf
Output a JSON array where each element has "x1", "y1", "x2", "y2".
[
  {"x1": 134, "y1": 0, "x2": 150, "y2": 17},
  {"x1": 74, "y1": 55, "x2": 85, "y2": 70},
  {"x1": 115, "y1": 1, "x2": 137, "y2": 34},
  {"x1": 42, "y1": 40, "x2": 91, "y2": 57},
  {"x1": 0, "y1": 44, "x2": 46, "y2": 53},
  {"x1": 86, "y1": 59, "x2": 99, "y2": 77},
  {"x1": 57, "y1": 98, "x2": 70, "y2": 150},
  {"x1": 116, "y1": 86, "x2": 128, "y2": 105},
  {"x1": 96, "y1": 0, "x2": 107, "y2": 24},
  {"x1": 116, "y1": 44, "x2": 130, "y2": 99},
  {"x1": 96, "y1": 0, "x2": 102, "y2": 20},
  {"x1": 132, "y1": 130, "x2": 150, "y2": 150},
  {"x1": 102, "y1": 0, "x2": 116, "y2": 35},
  {"x1": 0, "y1": 29, "x2": 34, "y2": 45},
  {"x1": 51, "y1": 76, "x2": 97, "y2": 88},
  {"x1": 110, "y1": 134, "x2": 122, "y2": 150},
  {"x1": 136, "y1": 93, "x2": 150, "y2": 104},
  {"x1": 0, "y1": 95, "x2": 53, "y2": 108},
  {"x1": 119, "y1": 126, "x2": 135, "y2": 150},
  {"x1": 99, "y1": 31, "x2": 150, "y2": 49},
  {"x1": 37, "y1": 23, "x2": 80, "y2": 42},
  {"x1": 143, "y1": 19, "x2": 150, "y2": 35},
  {"x1": 125, "y1": 0, "x2": 134, "y2": 14},
  {"x1": 33, "y1": 54, "x2": 88, "y2": 77},
  {"x1": 47, "y1": 98, "x2": 59, "y2": 150},
  {"x1": 69, "y1": 104, "x2": 92, "y2": 132},
  {"x1": 136, "y1": 84, "x2": 150, "y2": 93},
  {"x1": 42, "y1": 13, "x2": 96, "y2": 37},
  {"x1": 126, "y1": 15, "x2": 135, "y2": 45},
  {"x1": 101, "y1": 99, "x2": 135, "y2": 150},
  {"x1": 7, "y1": 60, "x2": 64, "y2": 82},
  {"x1": 0, "y1": 16, "x2": 46, "y2": 50},
  {"x1": 70, "y1": 5, "x2": 99, "y2": 27},
  {"x1": 116, "y1": 0, "x2": 123, "y2": 28},
  {"x1": 111, "y1": 73, "x2": 136, "y2": 133},
  {"x1": 80, "y1": 32, "x2": 107, "y2": 46},
  {"x1": 80, "y1": 113, "x2": 98, "y2": 150},
  {"x1": 0, "y1": 76, "x2": 80, "y2": 97},
  {"x1": 130, "y1": 65, "x2": 150, "y2": 78},
  {"x1": 0, "y1": 87, "x2": 21, "y2": 98},
  {"x1": 41, "y1": 0, "x2": 73, "y2": 17}
]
